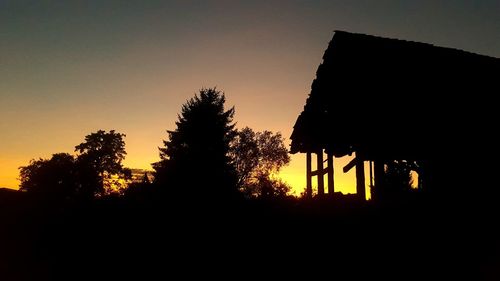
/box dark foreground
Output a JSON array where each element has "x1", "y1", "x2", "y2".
[{"x1": 1, "y1": 190, "x2": 499, "y2": 280}]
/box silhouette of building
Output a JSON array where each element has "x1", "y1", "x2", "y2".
[{"x1": 291, "y1": 31, "x2": 500, "y2": 200}]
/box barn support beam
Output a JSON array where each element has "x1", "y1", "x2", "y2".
[
  {"x1": 317, "y1": 150, "x2": 325, "y2": 196},
  {"x1": 356, "y1": 158, "x2": 365, "y2": 200},
  {"x1": 374, "y1": 160, "x2": 385, "y2": 200},
  {"x1": 369, "y1": 160, "x2": 374, "y2": 189},
  {"x1": 327, "y1": 153, "x2": 334, "y2": 195},
  {"x1": 306, "y1": 152, "x2": 312, "y2": 198}
]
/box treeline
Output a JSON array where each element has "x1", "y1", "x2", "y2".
[{"x1": 18, "y1": 88, "x2": 291, "y2": 202}]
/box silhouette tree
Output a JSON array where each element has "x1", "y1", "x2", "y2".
[
  {"x1": 141, "y1": 172, "x2": 151, "y2": 185},
  {"x1": 19, "y1": 153, "x2": 77, "y2": 199},
  {"x1": 230, "y1": 127, "x2": 291, "y2": 198},
  {"x1": 230, "y1": 127, "x2": 259, "y2": 187},
  {"x1": 75, "y1": 130, "x2": 130, "y2": 197},
  {"x1": 242, "y1": 174, "x2": 292, "y2": 199},
  {"x1": 153, "y1": 88, "x2": 237, "y2": 199},
  {"x1": 376, "y1": 160, "x2": 415, "y2": 201}
]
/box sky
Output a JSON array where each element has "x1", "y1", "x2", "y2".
[{"x1": 1, "y1": 0, "x2": 499, "y2": 195}]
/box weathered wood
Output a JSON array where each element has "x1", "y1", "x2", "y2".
[
  {"x1": 327, "y1": 153, "x2": 334, "y2": 194},
  {"x1": 356, "y1": 158, "x2": 365, "y2": 200},
  {"x1": 306, "y1": 152, "x2": 312, "y2": 198},
  {"x1": 317, "y1": 150, "x2": 324, "y2": 195}
]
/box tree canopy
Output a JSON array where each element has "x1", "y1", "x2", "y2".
[
  {"x1": 75, "y1": 130, "x2": 127, "y2": 175},
  {"x1": 153, "y1": 88, "x2": 237, "y2": 198},
  {"x1": 19, "y1": 130, "x2": 130, "y2": 199},
  {"x1": 230, "y1": 127, "x2": 291, "y2": 198},
  {"x1": 371, "y1": 160, "x2": 416, "y2": 201},
  {"x1": 75, "y1": 130, "x2": 130, "y2": 197},
  {"x1": 19, "y1": 153, "x2": 77, "y2": 199}
]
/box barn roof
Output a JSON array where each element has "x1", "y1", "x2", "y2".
[{"x1": 290, "y1": 31, "x2": 500, "y2": 160}]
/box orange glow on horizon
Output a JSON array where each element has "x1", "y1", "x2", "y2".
[
  {"x1": 1, "y1": 158, "x2": 24, "y2": 190},
  {"x1": 2, "y1": 148, "x2": 362, "y2": 197}
]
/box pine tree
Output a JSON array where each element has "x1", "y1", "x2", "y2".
[{"x1": 154, "y1": 88, "x2": 237, "y2": 199}]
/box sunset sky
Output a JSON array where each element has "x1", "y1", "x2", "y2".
[{"x1": 1, "y1": 1, "x2": 499, "y2": 195}]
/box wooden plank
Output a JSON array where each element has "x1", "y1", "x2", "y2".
[
  {"x1": 369, "y1": 160, "x2": 373, "y2": 188},
  {"x1": 311, "y1": 167, "x2": 328, "y2": 177},
  {"x1": 327, "y1": 153, "x2": 334, "y2": 194},
  {"x1": 317, "y1": 151, "x2": 324, "y2": 195},
  {"x1": 343, "y1": 157, "x2": 357, "y2": 173},
  {"x1": 306, "y1": 152, "x2": 312, "y2": 198},
  {"x1": 356, "y1": 158, "x2": 366, "y2": 200},
  {"x1": 373, "y1": 161, "x2": 384, "y2": 201}
]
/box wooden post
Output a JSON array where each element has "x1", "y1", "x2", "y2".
[
  {"x1": 369, "y1": 161, "x2": 374, "y2": 188},
  {"x1": 356, "y1": 158, "x2": 365, "y2": 200},
  {"x1": 306, "y1": 152, "x2": 312, "y2": 198},
  {"x1": 317, "y1": 150, "x2": 324, "y2": 196},
  {"x1": 374, "y1": 161, "x2": 385, "y2": 200},
  {"x1": 327, "y1": 153, "x2": 334, "y2": 195}
]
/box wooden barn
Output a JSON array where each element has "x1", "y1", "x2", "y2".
[{"x1": 290, "y1": 31, "x2": 500, "y2": 200}]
